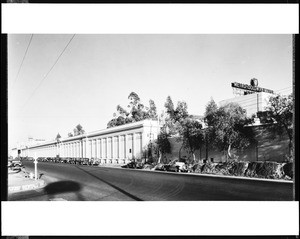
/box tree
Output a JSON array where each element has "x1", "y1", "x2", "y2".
[
  {"x1": 205, "y1": 101, "x2": 254, "y2": 161},
  {"x1": 177, "y1": 117, "x2": 204, "y2": 163},
  {"x1": 55, "y1": 133, "x2": 61, "y2": 141},
  {"x1": 164, "y1": 96, "x2": 175, "y2": 119},
  {"x1": 174, "y1": 101, "x2": 189, "y2": 122},
  {"x1": 204, "y1": 98, "x2": 218, "y2": 126},
  {"x1": 128, "y1": 92, "x2": 140, "y2": 105},
  {"x1": 107, "y1": 92, "x2": 157, "y2": 128},
  {"x1": 203, "y1": 98, "x2": 219, "y2": 160},
  {"x1": 154, "y1": 130, "x2": 171, "y2": 163},
  {"x1": 116, "y1": 105, "x2": 129, "y2": 118},
  {"x1": 73, "y1": 124, "x2": 85, "y2": 136},
  {"x1": 148, "y1": 99, "x2": 158, "y2": 120},
  {"x1": 262, "y1": 93, "x2": 293, "y2": 159}
]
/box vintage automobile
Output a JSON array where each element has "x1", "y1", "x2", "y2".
[
  {"x1": 8, "y1": 157, "x2": 23, "y2": 167},
  {"x1": 174, "y1": 162, "x2": 188, "y2": 172}
]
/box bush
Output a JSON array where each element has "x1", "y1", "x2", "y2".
[
  {"x1": 229, "y1": 162, "x2": 249, "y2": 176},
  {"x1": 214, "y1": 162, "x2": 234, "y2": 175},
  {"x1": 257, "y1": 162, "x2": 284, "y2": 179},
  {"x1": 244, "y1": 162, "x2": 263, "y2": 178},
  {"x1": 283, "y1": 162, "x2": 293, "y2": 179},
  {"x1": 154, "y1": 163, "x2": 167, "y2": 171},
  {"x1": 201, "y1": 163, "x2": 218, "y2": 174}
]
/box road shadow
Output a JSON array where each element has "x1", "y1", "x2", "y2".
[
  {"x1": 43, "y1": 180, "x2": 85, "y2": 201},
  {"x1": 75, "y1": 166, "x2": 143, "y2": 201}
]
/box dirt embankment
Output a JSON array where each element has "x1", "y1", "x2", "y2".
[{"x1": 192, "y1": 161, "x2": 293, "y2": 180}]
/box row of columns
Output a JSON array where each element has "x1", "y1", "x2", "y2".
[{"x1": 26, "y1": 132, "x2": 143, "y2": 163}]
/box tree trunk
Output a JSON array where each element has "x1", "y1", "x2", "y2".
[
  {"x1": 179, "y1": 144, "x2": 184, "y2": 160},
  {"x1": 158, "y1": 150, "x2": 162, "y2": 164},
  {"x1": 199, "y1": 145, "x2": 201, "y2": 163},
  {"x1": 227, "y1": 144, "x2": 232, "y2": 161},
  {"x1": 205, "y1": 138, "x2": 208, "y2": 160},
  {"x1": 192, "y1": 152, "x2": 196, "y2": 164},
  {"x1": 288, "y1": 140, "x2": 293, "y2": 161}
]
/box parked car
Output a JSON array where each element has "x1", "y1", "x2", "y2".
[
  {"x1": 81, "y1": 158, "x2": 90, "y2": 165},
  {"x1": 175, "y1": 162, "x2": 188, "y2": 172},
  {"x1": 164, "y1": 164, "x2": 179, "y2": 172},
  {"x1": 8, "y1": 157, "x2": 22, "y2": 167},
  {"x1": 121, "y1": 161, "x2": 137, "y2": 169},
  {"x1": 69, "y1": 158, "x2": 77, "y2": 164},
  {"x1": 91, "y1": 158, "x2": 100, "y2": 166}
]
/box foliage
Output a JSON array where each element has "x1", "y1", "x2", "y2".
[
  {"x1": 68, "y1": 132, "x2": 73, "y2": 137},
  {"x1": 164, "y1": 96, "x2": 175, "y2": 119},
  {"x1": 173, "y1": 101, "x2": 189, "y2": 122},
  {"x1": 177, "y1": 117, "x2": 204, "y2": 163},
  {"x1": 148, "y1": 99, "x2": 158, "y2": 120},
  {"x1": 261, "y1": 94, "x2": 293, "y2": 158},
  {"x1": 73, "y1": 124, "x2": 85, "y2": 136},
  {"x1": 204, "y1": 101, "x2": 254, "y2": 161},
  {"x1": 107, "y1": 92, "x2": 158, "y2": 128},
  {"x1": 204, "y1": 98, "x2": 218, "y2": 126},
  {"x1": 55, "y1": 133, "x2": 61, "y2": 141},
  {"x1": 163, "y1": 96, "x2": 190, "y2": 136},
  {"x1": 152, "y1": 130, "x2": 171, "y2": 163}
]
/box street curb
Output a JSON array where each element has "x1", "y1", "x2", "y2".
[
  {"x1": 8, "y1": 180, "x2": 45, "y2": 193},
  {"x1": 98, "y1": 165, "x2": 293, "y2": 183}
]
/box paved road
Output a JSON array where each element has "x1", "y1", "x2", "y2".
[{"x1": 8, "y1": 160, "x2": 293, "y2": 201}]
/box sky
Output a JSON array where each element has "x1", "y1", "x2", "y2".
[{"x1": 8, "y1": 34, "x2": 293, "y2": 148}]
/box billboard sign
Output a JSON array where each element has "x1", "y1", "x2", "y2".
[{"x1": 231, "y1": 79, "x2": 274, "y2": 95}]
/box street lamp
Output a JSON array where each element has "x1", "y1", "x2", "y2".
[{"x1": 34, "y1": 152, "x2": 38, "y2": 180}]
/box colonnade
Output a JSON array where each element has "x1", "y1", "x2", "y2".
[
  {"x1": 16, "y1": 119, "x2": 159, "y2": 164},
  {"x1": 26, "y1": 132, "x2": 143, "y2": 164}
]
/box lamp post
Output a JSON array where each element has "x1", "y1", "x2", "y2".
[{"x1": 34, "y1": 152, "x2": 38, "y2": 180}]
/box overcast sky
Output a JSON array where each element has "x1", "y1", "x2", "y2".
[{"x1": 8, "y1": 34, "x2": 293, "y2": 148}]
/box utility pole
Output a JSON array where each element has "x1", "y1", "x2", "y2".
[{"x1": 34, "y1": 152, "x2": 38, "y2": 180}]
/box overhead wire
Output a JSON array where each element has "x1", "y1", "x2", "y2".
[
  {"x1": 20, "y1": 34, "x2": 76, "y2": 111},
  {"x1": 11, "y1": 34, "x2": 34, "y2": 89}
]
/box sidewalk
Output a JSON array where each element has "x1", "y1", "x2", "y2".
[{"x1": 8, "y1": 167, "x2": 45, "y2": 193}]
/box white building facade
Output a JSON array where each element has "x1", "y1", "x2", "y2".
[{"x1": 14, "y1": 120, "x2": 160, "y2": 164}]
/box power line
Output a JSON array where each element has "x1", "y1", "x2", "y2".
[
  {"x1": 20, "y1": 34, "x2": 76, "y2": 111},
  {"x1": 274, "y1": 86, "x2": 292, "y2": 92},
  {"x1": 11, "y1": 34, "x2": 34, "y2": 89}
]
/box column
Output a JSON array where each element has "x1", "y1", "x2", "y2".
[
  {"x1": 67, "y1": 143, "x2": 70, "y2": 157},
  {"x1": 83, "y1": 140, "x2": 86, "y2": 158},
  {"x1": 104, "y1": 138, "x2": 107, "y2": 162},
  {"x1": 90, "y1": 140, "x2": 93, "y2": 159},
  {"x1": 97, "y1": 139, "x2": 100, "y2": 159},
  {"x1": 118, "y1": 136, "x2": 121, "y2": 159},
  {"x1": 132, "y1": 133, "x2": 135, "y2": 159},
  {"x1": 79, "y1": 141, "x2": 82, "y2": 158},
  {"x1": 111, "y1": 137, "x2": 114, "y2": 162},
  {"x1": 95, "y1": 139, "x2": 99, "y2": 158},
  {"x1": 76, "y1": 142, "x2": 79, "y2": 158},
  {"x1": 124, "y1": 135, "x2": 128, "y2": 160},
  {"x1": 119, "y1": 135, "x2": 125, "y2": 164},
  {"x1": 101, "y1": 138, "x2": 105, "y2": 162}
]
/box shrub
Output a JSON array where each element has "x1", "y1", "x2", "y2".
[
  {"x1": 283, "y1": 162, "x2": 293, "y2": 179},
  {"x1": 229, "y1": 162, "x2": 249, "y2": 176}
]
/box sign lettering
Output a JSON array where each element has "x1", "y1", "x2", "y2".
[{"x1": 231, "y1": 82, "x2": 274, "y2": 94}]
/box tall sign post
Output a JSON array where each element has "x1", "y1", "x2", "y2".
[
  {"x1": 231, "y1": 78, "x2": 274, "y2": 96},
  {"x1": 34, "y1": 153, "x2": 38, "y2": 180}
]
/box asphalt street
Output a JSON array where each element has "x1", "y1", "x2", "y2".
[{"x1": 8, "y1": 160, "x2": 293, "y2": 201}]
